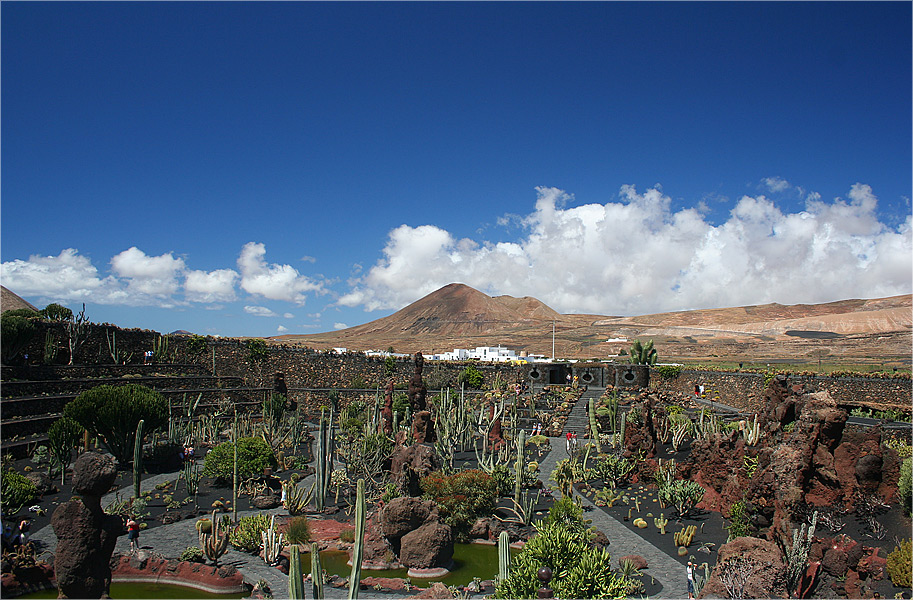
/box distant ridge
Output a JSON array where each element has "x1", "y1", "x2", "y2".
[
  {"x1": 1, "y1": 286, "x2": 39, "y2": 313},
  {"x1": 273, "y1": 283, "x2": 911, "y2": 363}
]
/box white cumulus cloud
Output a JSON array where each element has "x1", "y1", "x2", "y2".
[
  {"x1": 1, "y1": 248, "x2": 126, "y2": 305},
  {"x1": 244, "y1": 305, "x2": 280, "y2": 317},
  {"x1": 333, "y1": 322, "x2": 348, "y2": 330},
  {"x1": 341, "y1": 184, "x2": 912, "y2": 315},
  {"x1": 109, "y1": 247, "x2": 185, "y2": 304},
  {"x1": 237, "y1": 242, "x2": 324, "y2": 304},
  {"x1": 185, "y1": 269, "x2": 239, "y2": 303}
]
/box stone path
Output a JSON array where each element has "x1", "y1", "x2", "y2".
[{"x1": 532, "y1": 387, "x2": 687, "y2": 599}]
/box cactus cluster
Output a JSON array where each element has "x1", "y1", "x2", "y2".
[
  {"x1": 199, "y1": 510, "x2": 229, "y2": 564},
  {"x1": 674, "y1": 524, "x2": 697, "y2": 547},
  {"x1": 261, "y1": 514, "x2": 285, "y2": 566}
]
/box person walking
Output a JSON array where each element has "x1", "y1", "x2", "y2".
[
  {"x1": 687, "y1": 561, "x2": 695, "y2": 599},
  {"x1": 126, "y1": 517, "x2": 140, "y2": 552}
]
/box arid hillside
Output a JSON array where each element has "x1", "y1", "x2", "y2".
[{"x1": 275, "y1": 284, "x2": 912, "y2": 366}]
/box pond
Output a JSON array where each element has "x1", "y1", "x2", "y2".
[
  {"x1": 305, "y1": 542, "x2": 519, "y2": 588},
  {"x1": 20, "y1": 581, "x2": 248, "y2": 599}
]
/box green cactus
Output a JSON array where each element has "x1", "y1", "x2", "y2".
[
  {"x1": 674, "y1": 524, "x2": 697, "y2": 547},
  {"x1": 348, "y1": 478, "x2": 365, "y2": 600},
  {"x1": 289, "y1": 545, "x2": 305, "y2": 600},
  {"x1": 629, "y1": 339, "x2": 657, "y2": 365},
  {"x1": 199, "y1": 510, "x2": 229, "y2": 564},
  {"x1": 261, "y1": 514, "x2": 285, "y2": 566},
  {"x1": 133, "y1": 419, "x2": 144, "y2": 500},
  {"x1": 498, "y1": 530, "x2": 510, "y2": 583},
  {"x1": 232, "y1": 414, "x2": 238, "y2": 522},
  {"x1": 619, "y1": 411, "x2": 626, "y2": 449},
  {"x1": 514, "y1": 429, "x2": 526, "y2": 505},
  {"x1": 654, "y1": 513, "x2": 668, "y2": 535},
  {"x1": 315, "y1": 407, "x2": 335, "y2": 511},
  {"x1": 310, "y1": 541, "x2": 325, "y2": 599},
  {"x1": 605, "y1": 391, "x2": 619, "y2": 434},
  {"x1": 588, "y1": 399, "x2": 602, "y2": 452}
]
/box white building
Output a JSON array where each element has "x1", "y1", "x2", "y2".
[{"x1": 428, "y1": 345, "x2": 524, "y2": 362}]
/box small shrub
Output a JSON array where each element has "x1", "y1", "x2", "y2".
[
  {"x1": 457, "y1": 365, "x2": 484, "y2": 389},
  {"x1": 899, "y1": 457, "x2": 912, "y2": 517},
  {"x1": 727, "y1": 500, "x2": 751, "y2": 540},
  {"x1": 541, "y1": 497, "x2": 589, "y2": 536},
  {"x1": 887, "y1": 539, "x2": 911, "y2": 588},
  {"x1": 1, "y1": 469, "x2": 38, "y2": 515},
  {"x1": 339, "y1": 528, "x2": 355, "y2": 543},
  {"x1": 421, "y1": 469, "x2": 498, "y2": 540},
  {"x1": 203, "y1": 437, "x2": 277, "y2": 483},
  {"x1": 229, "y1": 513, "x2": 272, "y2": 553},
  {"x1": 180, "y1": 546, "x2": 204, "y2": 563},
  {"x1": 285, "y1": 516, "x2": 311, "y2": 545}
]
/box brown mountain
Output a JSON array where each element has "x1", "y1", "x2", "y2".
[
  {"x1": 1, "y1": 286, "x2": 39, "y2": 313},
  {"x1": 274, "y1": 284, "x2": 912, "y2": 365}
]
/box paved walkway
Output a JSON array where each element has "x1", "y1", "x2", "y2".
[{"x1": 532, "y1": 388, "x2": 686, "y2": 599}]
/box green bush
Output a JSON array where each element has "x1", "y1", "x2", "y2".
[
  {"x1": 1, "y1": 314, "x2": 37, "y2": 364},
  {"x1": 63, "y1": 384, "x2": 168, "y2": 466},
  {"x1": 457, "y1": 365, "x2": 484, "y2": 389},
  {"x1": 541, "y1": 497, "x2": 590, "y2": 536},
  {"x1": 1, "y1": 469, "x2": 39, "y2": 515},
  {"x1": 40, "y1": 303, "x2": 72, "y2": 322},
  {"x1": 653, "y1": 364, "x2": 682, "y2": 380},
  {"x1": 726, "y1": 499, "x2": 752, "y2": 541},
  {"x1": 285, "y1": 516, "x2": 311, "y2": 544},
  {"x1": 186, "y1": 335, "x2": 207, "y2": 355},
  {"x1": 887, "y1": 539, "x2": 911, "y2": 588},
  {"x1": 203, "y1": 436, "x2": 277, "y2": 483},
  {"x1": 48, "y1": 416, "x2": 83, "y2": 482},
  {"x1": 421, "y1": 469, "x2": 498, "y2": 540},
  {"x1": 898, "y1": 457, "x2": 912, "y2": 517},
  {"x1": 180, "y1": 546, "x2": 205, "y2": 563},
  {"x1": 493, "y1": 521, "x2": 640, "y2": 599},
  {"x1": 229, "y1": 513, "x2": 272, "y2": 553}
]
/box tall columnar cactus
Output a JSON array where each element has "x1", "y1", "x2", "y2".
[
  {"x1": 588, "y1": 398, "x2": 602, "y2": 452},
  {"x1": 605, "y1": 391, "x2": 619, "y2": 434},
  {"x1": 311, "y1": 542, "x2": 325, "y2": 600},
  {"x1": 619, "y1": 413, "x2": 626, "y2": 450},
  {"x1": 232, "y1": 414, "x2": 238, "y2": 522},
  {"x1": 498, "y1": 530, "x2": 510, "y2": 583},
  {"x1": 200, "y1": 510, "x2": 229, "y2": 564},
  {"x1": 289, "y1": 544, "x2": 304, "y2": 600},
  {"x1": 261, "y1": 514, "x2": 285, "y2": 566},
  {"x1": 348, "y1": 478, "x2": 365, "y2": 600},
  {"x1": 316, "y1": 408, "x2": 328, "y2": 511},
  {"x1": 514, "y1": 429, "x2": 526, "y2": 505},
  {"x1": 133, "y1": 419, "x2": 144, "y2": 499}
]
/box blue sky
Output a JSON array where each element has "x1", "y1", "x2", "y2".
[{"x1": 2, "y1": 2, "x2": 911, "y2": 338}]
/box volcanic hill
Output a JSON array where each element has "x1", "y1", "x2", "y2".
[{"x1": 274, "y1": 284, "x2": 912, "y2": 365}]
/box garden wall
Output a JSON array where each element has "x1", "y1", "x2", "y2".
[{"x1": 650, "y1": 369, "x2": 912, "y2": 414}]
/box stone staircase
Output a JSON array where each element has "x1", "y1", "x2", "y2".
[{"x1": 560, "y1": 386, "x2": 604, "y2": 438}]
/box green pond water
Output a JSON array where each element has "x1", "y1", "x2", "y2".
[
  {"x1": 306, "y1": 542, "x2": 518, "y2": 588},
  {"x1": 20, "y1": 581, "x2": 247, "y2": 599}
]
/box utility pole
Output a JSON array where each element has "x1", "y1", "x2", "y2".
[{"x1": 552, "y1": 321, "x2": 555, "y2": 360}]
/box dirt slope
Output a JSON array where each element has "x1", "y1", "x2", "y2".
[{"x1": 276, "y1": 285, "x2": 911, "y2": 364}]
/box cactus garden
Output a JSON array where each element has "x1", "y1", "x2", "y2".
[{"x1": 1, "y1": 335, "x2": 911, "y2": 599}]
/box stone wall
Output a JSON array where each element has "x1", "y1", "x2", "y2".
[{"x1": 650, "y1": 369, "x2": 912, "y2": 414}]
